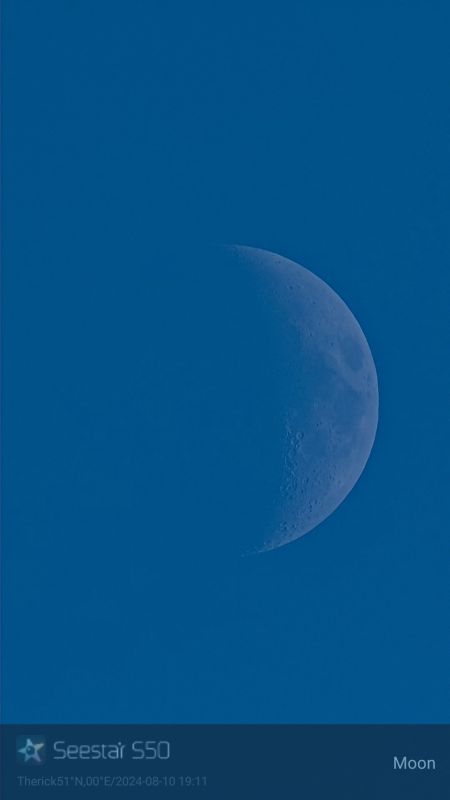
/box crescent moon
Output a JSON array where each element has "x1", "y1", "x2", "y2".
[{"x1": 226, "y1": 245, "x2": 379, "y2": 552}]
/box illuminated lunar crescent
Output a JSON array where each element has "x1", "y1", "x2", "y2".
[{"x1": 225, "y1": 245, "x2": 379, "y2": 552}]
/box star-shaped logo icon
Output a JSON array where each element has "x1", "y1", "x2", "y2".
[{"x1": 17, "y1": 737, "x2": 46, "y2": 765}]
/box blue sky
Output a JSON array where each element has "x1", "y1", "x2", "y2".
[{"x1": 2, "y1": 1, "x2": 449, "y2": 722}]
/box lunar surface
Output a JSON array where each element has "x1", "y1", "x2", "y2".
[{"x1": 223, "y1": 245, "x2": 379, "y2": 552}]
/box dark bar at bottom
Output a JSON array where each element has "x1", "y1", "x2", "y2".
[{"x1": 2, "y1": 724, "x2": 449, "y2": 799}]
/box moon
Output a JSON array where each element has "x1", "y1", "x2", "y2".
[{"x1": 222, "y1": 245, "x2": 379, "y2": 552}]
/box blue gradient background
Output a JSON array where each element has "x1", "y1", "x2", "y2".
[{"x1": 2, "y1": 1, "x2": 449, "y2": 722}]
